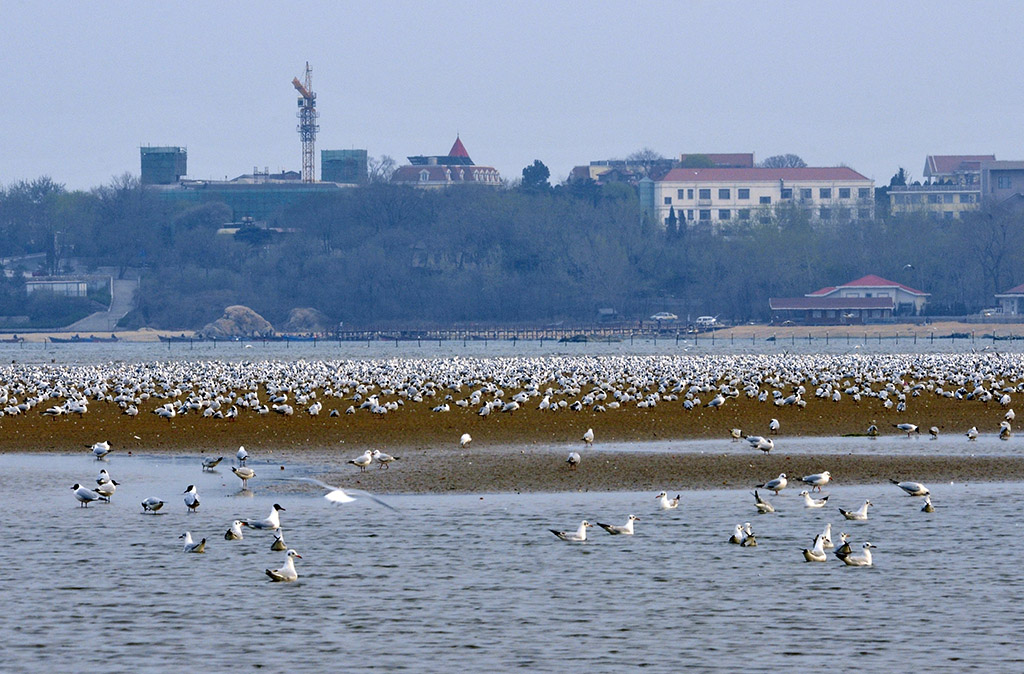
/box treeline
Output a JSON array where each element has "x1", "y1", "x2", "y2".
[{"x1": 0, "y1": 174, "x2": 1021, "y2": 329}]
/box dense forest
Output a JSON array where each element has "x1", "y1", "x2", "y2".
[{"x1": 0, "y1": 171, "x2": 1021, "y2": 330}]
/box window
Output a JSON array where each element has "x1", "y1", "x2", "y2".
[
  {"x1": 738, "y1": 209, "x2": 750, "y2": 220},
  {"x1": 781, "y1": 188, "x2": 793, "y2": 199},
  {"x1": 759, "y1": 196, "x2": 771, "y2": 205},
  {"x1": 839, "y1": 187, "x2": 851, "y2": 199},
  {"x1": 819, "y1": 188, "x2": 832, "y2": 199},
  {"x1": 858, "y1": 208, "x2": 871, "y2": 219},
  {"x1": 858, "y1": 187, "x2": 870, "y2": 199},
  {"x1": 687, "y1": 188, "x2": 694, "y2": 199},
  {"x1": 801, "y1": 188, "x2": 812, "y2": 200},
  {"x1": 664, "y1": 197, "x2": 672, "y2": 205},
  {"x1": 820, "y1": 207, "x2": 832, "y2": 219},
  {"x1": 677, "y1": 189, "x2": 685, "y2": 200},
  {"x1": 738, "y1": 188, "x2": 750, "y2": 199},
  {"x1": 699, "y1": 188, "x2": 711, "y2": 199},
  {"x1": 419, "y1": 170, "x2": 430, "y2": 182},
  {"x1": 997, "y1": 176, "x2": 1012, "y2": 189},
  {"x1": 719, "y1": 209, "x2": 731, "y2": 220},
  {"x1": 960, "y1": 193, "x2": 975, "y2": 203},
  {"x1": 718, "y1": 188, "x2": 731, "y2": 199},
  {"x1": 699, "y1": 209, "x2": 711, "y2": 220},
  {"x1": 687, "y1": 209, "x2": 694, "y2": 220}
]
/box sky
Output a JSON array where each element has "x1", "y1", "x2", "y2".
[{"x1": 2, "y1": 1, "x2": 1023, "y2": 191}]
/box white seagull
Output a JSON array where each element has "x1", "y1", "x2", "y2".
[
  {"x1": 179, "y1": 531, "x2": 206, "y2": 553},
  {"x1": 183, "y1": 484, "x2": 200, "y2": 512},
  {"x1": 922, "y1": 495, "x2": 935, "y2": 512},
  {"x1": 225, "y1": 520, "x2": 245, "y2": 540},
  {"x1": 740, "y1": 522, "x2": 757, "y2": 547},
  {"x1": 271, "y1": 530, "x2": 287, "y2": 551},
  {"x1": 459, "y1": 433, "x2": 472, "y2": 448},
  {"x1": 236, "y1": 446, "x2": 249, "y2": 465},
  {"x1": 88, "y1": 441, "x2": 112, "y2": 460},
  {"x1": 243, "y1": 503, "x2": 285, "y2": 530},
  {"x1": 820, "y1": 522, "x2": 834, "y2": 549},
  {"x1": 753, "y1": 490, "x2": 775, "y2": 513},
  {"x1": 550, "y1": 520, "x2": 592, "y2": 541},
  {"x1": 202, "y1": 456, "x2": 223, "y2": 471},
  {"x1": 281, "y1": 477, "x2": 397, "y2": 511},
  {"x1": 728, "y1": 524, "x2": 744, "y2": 544},
  {"x1": 756, "y1": 473, "x2": 787, "y2": 495},
  {"x1": 840, "y1": 541, "x2": 876, "y2": 567},
  {"x1": 566, "y1": 451, "x2": 581, "y2": 470},
  {"x1": 71, "y1": 483, "x2": 106, "y2": 507},
  {"x1": 582, "y1": 428, "x2": 595, "y2": 446},
  {"x1": 141, "y1": 497, "x2": 164, "y2": 513},
  {"x1": 891, "y1": 479, "x2": 930, "y2": 496},
  {"x1": 746, "y1": 435, "x2": 774, "y2": 454},
  {"x1": 839, "y1": 500, "x2": 872, "y2": 520},
  {"x1": 800, "y1": 490, "x2": 830, "y2": 508},
  {"x1": 266, "y1": 549, "x2": 302, "y2": 582},
  {"x1": 372, "y1": 449, "x2": 399, "y2": 469},
  {"x1": 768, "y1": 418, "x2": 780, "y2": 434},
  {"x1": 596, "y1": 515, "x2": 638, "y2": 535},
  {"x1": 656, "y1": 491, "x2": 680, "y2": 509},
  {"x1": 231, "y1": 466, "x2": 256, "y2": 489},
  {"x1": 799, "y1": 471, "x2": 831, "y2": 492},
  {"x1": 893, "y1": 423, "x2": 920, "y2": 437},
  {"x1": 96, "y1": 469, "x2": 111, "y2": 485},
  {"x1": 803, "y1": 534, "x2": 827, "y2": 562},
  {"x1": 94, "y1": 480, "x2": 119, "y2": 500},
  {"x1": 347, "y1": 450, "x2": 373, "y2": 472}
]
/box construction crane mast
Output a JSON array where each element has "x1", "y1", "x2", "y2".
[{"x1": 292, "y1": 62, "x2": 319, "y2": 182}]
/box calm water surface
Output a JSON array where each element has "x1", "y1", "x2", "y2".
[{"x1": 2, "y1": 452, "x2": 1022, "y2": 672}]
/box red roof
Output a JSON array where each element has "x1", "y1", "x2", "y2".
[
  {"x1": 997, "y1": 283, "x2": 1024, "y2": 295},
  {"x1": 449, "y1": 136, "x2": 470, "y2": 158},
  {"x1": 769, "y1": 297, "x2": 894, "y2": 310},
  {"x1": 659, "y1": 167, "x2": 869, "y2": 182},
  {"x1": 809, "y1": 274, "x2": 928, "y2": 297},
  {"x1": 925, "y1": 155, "x2": 995, "y2": 176},
  {"x1": 392, "y1": 164, "x2": 500, "y2": 184}
]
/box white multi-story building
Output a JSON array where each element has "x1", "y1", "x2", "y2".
[{"x1": 646, "y1": 167, "x2": 874, "y2": 231}]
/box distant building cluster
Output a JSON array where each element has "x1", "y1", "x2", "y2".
[{"x1": 887, "y1": 155, "x2": 1024, "y2": 219}]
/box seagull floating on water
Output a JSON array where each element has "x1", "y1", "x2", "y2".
[
  {"x1": 266, "y1": 549, "x2": 302, "y2": 582},
  {"x1": 800, "y1": 490, "x2": 830, "y2": 508},
  {"x1": 752, "y1": 490, "x2": 775, "y2": 513},
  {"x1": 921, "y1": 495, "x2": 935, "y2": 512},
  {"x1": 550, "y1": 520, "x2": 592, "y2": 541},
  {"x1": 803, "y1": 534, "x2": 827, "y2": 562},
  {"x1": 141, "y1": 497, "x2": 164, "y2": 513},
  {"x1": 740, "y1": 522, "x2": 757, "y2": 547},
  {"x1": 839, "y1": 541, "x2": 876, "y2": 566},
  {"x1": 179, "y1": 531, "x2": 206, "y2": 553},
  {"x1": 596, "y1": 515, "x2": 638, "y2": 535},
  {"x1": 71, "y1": 483, "x2": 106, "y2": 507},
  {"x1": 225, "y1": 520, "x2": 245, "y2": 540},
  {"x1": 271, "y1": 530, "x2": 287, "y2": 551},
  {"x1": 728, "y1": 524, "x2": 744, "y2": 544},
  {"x1": 891, "y1": 479, "x2": 930, "y2": 496},
  {"x1": 820, "y1": 522, "x2": 834, "y2": 549},
  {"x1": 243, "y1": 503, "x2": 285, "y2": 530},
  {"x1": 839, "y1": 500, "x2": 872, "y2": 520},
  {"x1": 656, "y1": 491, "x2": 680, "y2": 509},
  {"x1": 756, "y1": 473, "x2": 787, "y2": 495}
]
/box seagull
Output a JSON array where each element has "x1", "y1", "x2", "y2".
[
  {"x1": 803, "y1": 534, "x2": 827, "y2": 562},
  {"x1": 582, "y1": 428, "x2": 594, "y2": 446},
  {"x1": 96, "y1": 469, "x2": 111, "y2": 485},
  {"x1": 705, "y1": 393, "x2": 725, "y2": 410},
  {"x1": 596, "y1": 515, "x2": 638, "y2": 535},
  {"x1": 141, "y1": 497, "x2": 164, "y2": 513},
  {"x1": 1006, "y1": 408, "x2": 1015, "y2": 422},
  {"x1": 866, "y1": 423, "x2": 878, "y2": 437},
  {"x1": 740, "y1": 522, "x2": 757, "y2": 547},
  {"x1": 746, "y1": 435, "x2": 774, "y2": 454},
  {"x1": 225, "y1": 520, "x2": 245, "y2": 540},
  {"x1": 922, "y1": 495, "x2": 935, "y2": 512},
  {"x1": 820, "y1": 522, "x2": 834, "y2": 549},
  {"x1": 566, "y1": 451, "x2": 581, "y2": 470},
  {"x1": 800, "y1": 490, "x2": 829, "y2": 508},
  {"x1": 94, "y1": 480, "x2": 120, "y2": 500},
  {"x1": 550, "y1": 520, "x2": 592, "y2": 541},
  {"x1": 271, "y1": 530, "x2": 287, "y2": 551},
  {"x1": 893, "y1": 423, "x2": 920, "y2": 437},
  {"x1": 280, "y1": 477, "x2": 397, "y2": 510},
  {"x1": 966, "y1": 426, "x2": 979, "y2": 441},
  {"x1": 728, "y1": 524, "x2": 744, "y2": 544},
  {"x1": 231, "y1": 466, "x2": 256, "y2": 489},
  {"x1": 266, "y1": 549, "x2": 302, "y2": 582},
  {"x1": 88, "y1": 441, "x2": 112, "y2": 460},
  {"x1": 460, "y1": 433, "x2": 472, "y2": 448},
  {"x1": 202, "y1": 456, "x2": 223, "y2": 471},
  {"x1": 756, "y1": 473, "x2": 787, "y2": 495},
  {"x1": 183, "y1": 484, "x2": 200, "y2": 512},
  {"x1": 242, "y1": 503, "x2": 285, "y2": 530},
  {"x1": 348, "y1": 450, "x2": 373, "y2": 472},
  {"x1": 840, "y1": 541, "x2": 876, "y2": 567},
  {"x1": 179, "y1": 532, "x2": 206, "y2": 553},
  {"x1": 656, "y1": 491, "x2": 680, "y2": 509},
  {"x1": 768, "y1": 418, "x2": 780, "y2": 434},
  {"x1": 929, "y1": 426, "x2": 940, "y2": 439},
  {"x1": 891, "y1": 479, "x2": 930, "y2": 496},
  {"x1": 372, "y1": 449, "x2": 399, "y2": 469},
  {"x1": 730, "y1": 428, "x2": 743, "y2": 441},
  {"x1": 799, "y1": 471, "x2": 831, "y2": 492},
  {"x1": 834, "y1": 532, "x2": 853, "y2": 559},
  {"x1": 839, "y1": 500, "x2": 872, "y2": 520},
  {"x1": 752, "y1": 490, "x2": 775, "y2": 513},
  {"x1": 71, "y1": 483, "x2": 107, "y2": 507},
  {"x1": 236, "y1": 446, "x2": 249, "y2": 465}
]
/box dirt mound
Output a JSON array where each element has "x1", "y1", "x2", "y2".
[
  {"x1": 200, "y1": 305, "x2": 273, "y2": 338},
  {"x1": 281, "y1": 307, "x2": 331, "y2": 333}
]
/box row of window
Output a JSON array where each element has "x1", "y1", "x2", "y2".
[
  {"x1": 667, "y1": 207, "x2": 872, "y2": 223},
  {"x1": 667, "y1": 186, "x2": 870, "y2": 204},
  {"x1": 892, "y1": 193, "x2": 976, "y2": 205}
]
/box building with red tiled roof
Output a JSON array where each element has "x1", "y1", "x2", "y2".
[
  {"x1": 995, "y1": 282, "x2": 1024, "y2": 315},
  {"x1": 770, "y1": 274, "x2": 930, "y2": 324},
  {"x1": 646, "y1": 166, "x2": 874, "y2": 232},
  {"x1": 393, "y1": 136, "x2": 501, "y2": 188},
  {"x1": 889, "y1": 154, "x2": 993, "y2": 220}
]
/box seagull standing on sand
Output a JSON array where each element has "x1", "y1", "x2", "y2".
[
  {"x1": 372, "y1": 449, "x2": 399, "y2": 469},
  {"x1": 566, "y1": 451, "x2": 581, "y2": 470},
  {"x1": 656, "y1": 492, "x2": 680, "y2": 509},
  {"x1": 769, "y1": 418, "x2": 780, "y2": 434},
  {"x1": 266, "y1": 549, "x2": 302, "y2": 582},
  {"x1": 179, "y1": 532, "x2": 206, "y2": 553},
  {"x1": 460, "y1": 433, "x2": 472, "y2": 448},
  {"x1": 582, "y1": 428, "x2": 595, "y2": 446},
  {"x1": 183, "y1": 484, "x2": 200, "y2": 512},
  {"x1": 966, "y1": 426, "x2": 979, "y2": 441},
  {"x1": 839, "y1": 500, "x2": 872, "y2": 520},
  {"x1": 71, "y1": 483, "x2": 106, "y2": 507},
  {"x1": 348, "y1": 450, "x2": 373, "y2": 472},
  {"x1": 799, "y1": 471, "x2": 831, "y2": 492},
  {"x1": 550, "y1": 520, "x2": 593, "y2": 541},
  {"x1": 596, "y1": 515, "x2": 638, "y2": 535},
  {"x1": 730, "y1": 428, "x2": 743, "y2": 441},
  {"x1": 756, "y1": 473, "x2": 787, "y2": 495},
  {"x1": 891, "y1": 479, "x2": 930, "y2": 496}
]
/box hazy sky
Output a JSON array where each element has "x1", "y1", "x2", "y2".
[{"x1": 3, "y1": 1, "x2": 1022, "y2": 191}]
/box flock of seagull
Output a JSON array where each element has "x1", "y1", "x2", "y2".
[{"x1": 70, "y1": 443, "x2": 394, "y2": 582}]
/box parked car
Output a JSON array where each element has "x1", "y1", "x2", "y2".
[
  {"x1": 650, "y1": 312, "x2": 678, "y2": 321},
  {"x1": 695, "y1": 315, "x2": 718, "y2": 327}
]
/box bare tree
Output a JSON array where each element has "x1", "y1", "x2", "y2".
[
  {"x1": 759, "y1": 154, "x2": 807, "y2": 168},
  {"x1": 367, "y1": 155, "x2": 397, "y2": 184}
]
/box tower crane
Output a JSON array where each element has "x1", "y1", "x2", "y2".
[{"x1": 292, "y1": 62, "x2": 319, "y2": 183}]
